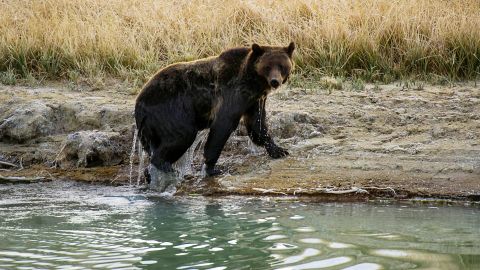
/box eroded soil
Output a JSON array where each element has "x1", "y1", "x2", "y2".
[{"x1": 0, "y1": 82, "x2": 479, "y2": 200}]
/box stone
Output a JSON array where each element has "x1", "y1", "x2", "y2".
[
  {"x1": 0, "y1": 101, "x2": 55, "y2": 143},
  {"x1": 55, "y1": 130, "x2": 131, "y2": 168}
]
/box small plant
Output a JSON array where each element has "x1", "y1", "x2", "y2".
[
  {"x1": 413, "y1": 81, "x2": 425, "y2": 91},
  {"x1": 400, "y1": 79, "x2": 427, "y2": 90},
  {"x1": 319, "y1": 76, "x2": 343, "y2": 91},
  {"x1": 0, "y1": 69, "x2": 17, "y2": 85},
  {"x1": 429, "y1": 74, "x2": 453, "y2": 86},
  {"x1": 24, "y1": 72, "x2": 43, "y2": 86},
  {"x1": 0, "y1": 0, "x2": 479, "y2": 82},
  {"x1": 351, "y1": 78, "x2": 365, "y2": 91},
  {"x1": 372, "y1": 83, "x2": 382, "y2": 91},
  {"x1": 67, "y1": 70, "x2": 81, "y2": 82}
]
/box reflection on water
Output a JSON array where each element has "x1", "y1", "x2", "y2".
[{"x1": 0, "y1": 181, "x2": 479, "y2": 269}]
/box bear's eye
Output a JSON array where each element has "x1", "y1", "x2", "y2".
[{"x1": 264, "y1": 66, "x2": 271, "y2": 72}]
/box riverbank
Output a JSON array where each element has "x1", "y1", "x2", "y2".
[{"x1": 0, "y1": 81, "x2": 479, "y2": 201}]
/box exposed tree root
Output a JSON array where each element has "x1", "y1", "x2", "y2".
[
  {"x1": 0, "y1": 175, "x2": 50, "y2": 184},
  {"x1": 0, "y1": 160, "x2": 18, "y2": 168},
  {"x1": 362, "y1": 186, "x2": 397, "y2": 195},
  {"x1": 252, "y1": 188, "x2": 288, "y2": 196},
  {"x1": 254, "y1": 186, "x2": 397, "y2": 197}
]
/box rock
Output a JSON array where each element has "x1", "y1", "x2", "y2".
[
  {"x1": 98, "y1": 105, "x2": 133, "y2": 130},
  {"x1": 0, "y1": 98, "x2": 134, "y2": 144},
  {"x1": 308, "y1": 131, "x2": 323, "y2": 138},
  {"x1": 58, "y1": 103, "x2": 133, "y2": 132},
  {"x1": 75, "y1": 105, "x2": 102, "y2": 129},
  {"x1": 55, "y1": 130, "x2": 131, "y2": 168},
  {"x1": 0, "y1": 101, "x2": 55, "y2": 143},
  {"x1": 430, "y1": 126, "x2": 446, "y2": 139},
  {"x1": 270, "y1": 112, "x2": 318, "y2": 139},
  {"x1": 270, "y1": 112, "x2": 297, "y2": 139}
]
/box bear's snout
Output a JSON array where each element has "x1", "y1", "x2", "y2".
[
  {"x1": 267, "y1": 70, "x2": 283, "y2": 89},
  {"x1": 270, "y1": 79, "x2": 280, "y2": 89}
]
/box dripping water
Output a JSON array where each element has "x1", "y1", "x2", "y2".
[
  {"x1": 128, "y1": 124, "x2": 147, "y2": 187},
  {"x1": 247, "y1": 139, "x2": 261, "y2": 155},
  {"x1": 128, "y1": 127, "x2": 138, "y2": 186},
  {"x1": 137, "y1": 143, "x2": 145, "y2": 186},
  {"x1": 147, "y1": 165, "x2": 177, "y2": 194},
  {"x1": 173, "y1": 130, "x2": 209, "y2": 178},
  {"x1": 258, "y1": 99, "x2": 263, "y2": 134},
  {"x1": 148, "y1": 130, "x2": 209, "y2": 193}
]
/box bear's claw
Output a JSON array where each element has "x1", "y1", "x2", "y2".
[
  {"x1": 267, "y1": 146, "x2": 289, "y2": 159},
  {"x1": 144, "y1": 167, "x2": 151, "y2": 184},
  {"x1": 206, "y1": 166, "x2": 223, "y2": 176}
]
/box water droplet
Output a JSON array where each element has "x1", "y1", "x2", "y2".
[
  {"x1": 174, "y1": 243, "x2": 196, "y2": 250},
  {"x1": 328, "y1": 242, "x2": 353, "y2": 249},
  {"x1": 193, "y1": 244, "x2": 209, "y2": 249},
  {"x1": 294, "y1": 227, "x2": 315, "y2": 232},
  {"x1": 371, "y1": 249, "x2": 408, "y2": 257},
  {"x1": 178, "y1": 262, "x2": 214, "y2": 269},
  {"x1": 299, "y1": 238, "x2": 325, "y2": 244},
  {"x1": 206, "y1": 267, "x2": 227, "y2": 270},
  {"x1": 269, "y1": 226, "x2": 283, "y2": 232},
  {"x1": 343, "y1": 263, "x2": 382, "y2": 270},
  {"x1": 140, "y1": 260, "x2": 157, "y2": 265},
  {"x1": 377, "y1": 234, "x2": 401, "y2": 240},
  {"x1": 269, "y1": 243, "x2": 297, "y2": 250},
  {"x1": 275, "y1": 256, "x2": 351, "y2": 270},
  {"x1": 263, "y1": 235, "x2": 288, "y2": 241},
  {"x1": 143, "y1": 247, "x2": 166, "y2": 252},
  {"x1": 276, "y1": 248, "x2": 321, "y2": 265}
]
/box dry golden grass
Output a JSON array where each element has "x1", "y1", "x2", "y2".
[{"x1": 1, "y1": 0, "x2": 479, "y2": 84}]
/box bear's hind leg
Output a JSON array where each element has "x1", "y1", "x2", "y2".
[
  {"x1": 146, "y1": 134, "x2": 196, "y2": 185},
  {"x1": 150, "y1": 132, "x2": 198, "y2": 173}
]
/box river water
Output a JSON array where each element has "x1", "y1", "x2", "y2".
[{"x1": 0, "y1": 181, "x2": 479, "y2": 269}]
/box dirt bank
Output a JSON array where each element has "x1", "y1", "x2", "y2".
[{"x1": 0, "y1": 82, "x2": 479, "y2": 201}]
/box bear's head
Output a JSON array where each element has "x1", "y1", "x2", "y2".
[{"x1": 252, "y1": 42, "x2": 295, "y2": 89}]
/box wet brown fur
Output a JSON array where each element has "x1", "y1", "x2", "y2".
[{"x1": 135, "y1": 42, "x2": 295, "y2": 176}]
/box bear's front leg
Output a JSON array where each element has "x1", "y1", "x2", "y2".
[
  {"x1": 204, "y1": 113, "x2": 242, "y2": 176},
  {"x1": 265, "y1": 142, "x2": 289, "y2": 158},
  {"x1": 244, "y1": 99, "x2": 289, "y2": 159}
]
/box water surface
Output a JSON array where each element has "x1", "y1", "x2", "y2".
[{"x1": 0, "y1": 181, "x2": 479, "y2": 269}]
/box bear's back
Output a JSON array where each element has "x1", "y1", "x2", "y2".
[
  {"x1": 136, "y1": 46, "x2": 254, "y2": 107},
  {"x1": 217, "y1": 47, "x2": 250, "y2": 76}
]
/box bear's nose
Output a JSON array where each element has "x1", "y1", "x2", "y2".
[{"x1": 270, "y1": 79, "x2": 280, "y2": 88}]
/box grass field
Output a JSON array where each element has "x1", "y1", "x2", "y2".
[{"x1": 1, "y1": 0, "x2": 479, "y2": 86}]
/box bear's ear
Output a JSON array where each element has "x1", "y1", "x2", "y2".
[
  {"x1": 251, "y1": 43, "x2": 264, "y2": 56},
  {"x1": 286, "y1": 42, "x2": 295, "y2": 57}
]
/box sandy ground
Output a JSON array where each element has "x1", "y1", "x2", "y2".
[{"x1": 0, "y1": 81, "x2": 479, "y2": 201}]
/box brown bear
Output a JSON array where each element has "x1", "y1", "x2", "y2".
[{"x1": 135, "y1": 42, "x2": 295, "y2": 178}]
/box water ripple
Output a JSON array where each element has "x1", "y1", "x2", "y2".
[
  {"x1": 1, "y1": 182, "x2": 479, "y2": 269},
  {"x1": 275, "y1": 256, "x2": 352, "y2": 270}
]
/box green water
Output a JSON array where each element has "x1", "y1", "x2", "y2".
[{"x1": 0, "y1": 181, "x2": 479, "y2": 270}]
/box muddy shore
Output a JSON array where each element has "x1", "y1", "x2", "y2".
[{"x1": 0, "y1": 82, "x2": 479, "y2": 201}]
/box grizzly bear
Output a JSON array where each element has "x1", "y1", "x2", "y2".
[{"x1": 135, "y1": 42, "x2": 295, "y2": 178}]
